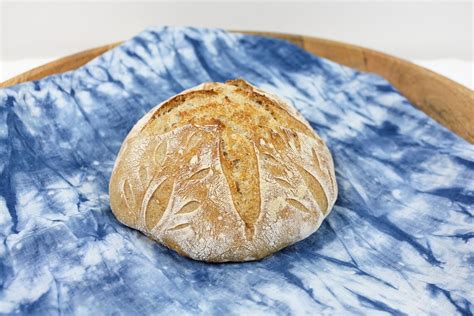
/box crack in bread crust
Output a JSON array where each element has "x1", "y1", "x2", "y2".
[{"x1": 109, "y1": 79, "x2": 338, "y2": 262}]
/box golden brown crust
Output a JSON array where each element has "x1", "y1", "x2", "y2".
[{"x1": 109, "y1": 79, "x2": 337, "y2": 262}]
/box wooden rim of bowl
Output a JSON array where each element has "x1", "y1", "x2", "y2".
[{"x1": 1, "y1": 31, "x2": 472, "y2": 143}]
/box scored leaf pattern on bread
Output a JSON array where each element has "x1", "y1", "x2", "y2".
[
  {"x1": 114, "y1": 125, "x2": 219, "y2": 235},
  {"x1": 116, "y1": 123, "x2": 335, "y2": 238},
  {"x1": 255, "y1": 126, "x2": 336, "y2": 232}
]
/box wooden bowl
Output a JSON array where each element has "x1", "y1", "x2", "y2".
[{"x1": 1, "y1": 31, "x2": 472, "y2": 143}]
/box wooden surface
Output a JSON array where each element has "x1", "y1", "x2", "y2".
[{"x1": 1, "y1": 31, "x2": 473, "y2": 143}]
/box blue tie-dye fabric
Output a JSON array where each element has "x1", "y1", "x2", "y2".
[{"x1": 0, "y1": 26, "x2": 473, "y2": 315}]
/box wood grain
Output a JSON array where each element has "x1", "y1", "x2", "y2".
[{"x1": 1, "y1": 31, "x2": 472, "y2": 143}]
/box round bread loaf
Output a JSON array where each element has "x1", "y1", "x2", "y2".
[{"x1": 109, "y1": 79, "x2": 337, "y2": 262}]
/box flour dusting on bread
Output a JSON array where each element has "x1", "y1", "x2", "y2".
[{"x1": 109, "y1": 79, "x2": 337, "y2": 262}]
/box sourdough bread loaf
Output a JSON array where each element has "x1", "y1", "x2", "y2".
[{"x1": 109, "y1": 79, "x2": 337, "y2": 262}]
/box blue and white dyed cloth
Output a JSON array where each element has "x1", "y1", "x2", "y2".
[{"x1": 0, "y1": 27, "x2": 473, "y2": 315}]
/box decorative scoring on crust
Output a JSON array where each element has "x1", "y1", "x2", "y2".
[{"x1": 109, "y1": 79, "x2": 338, "y2": 262}]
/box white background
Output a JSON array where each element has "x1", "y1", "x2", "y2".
[{"x1": 1, "y1": 0, "x2": 473, "y2": 88}]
